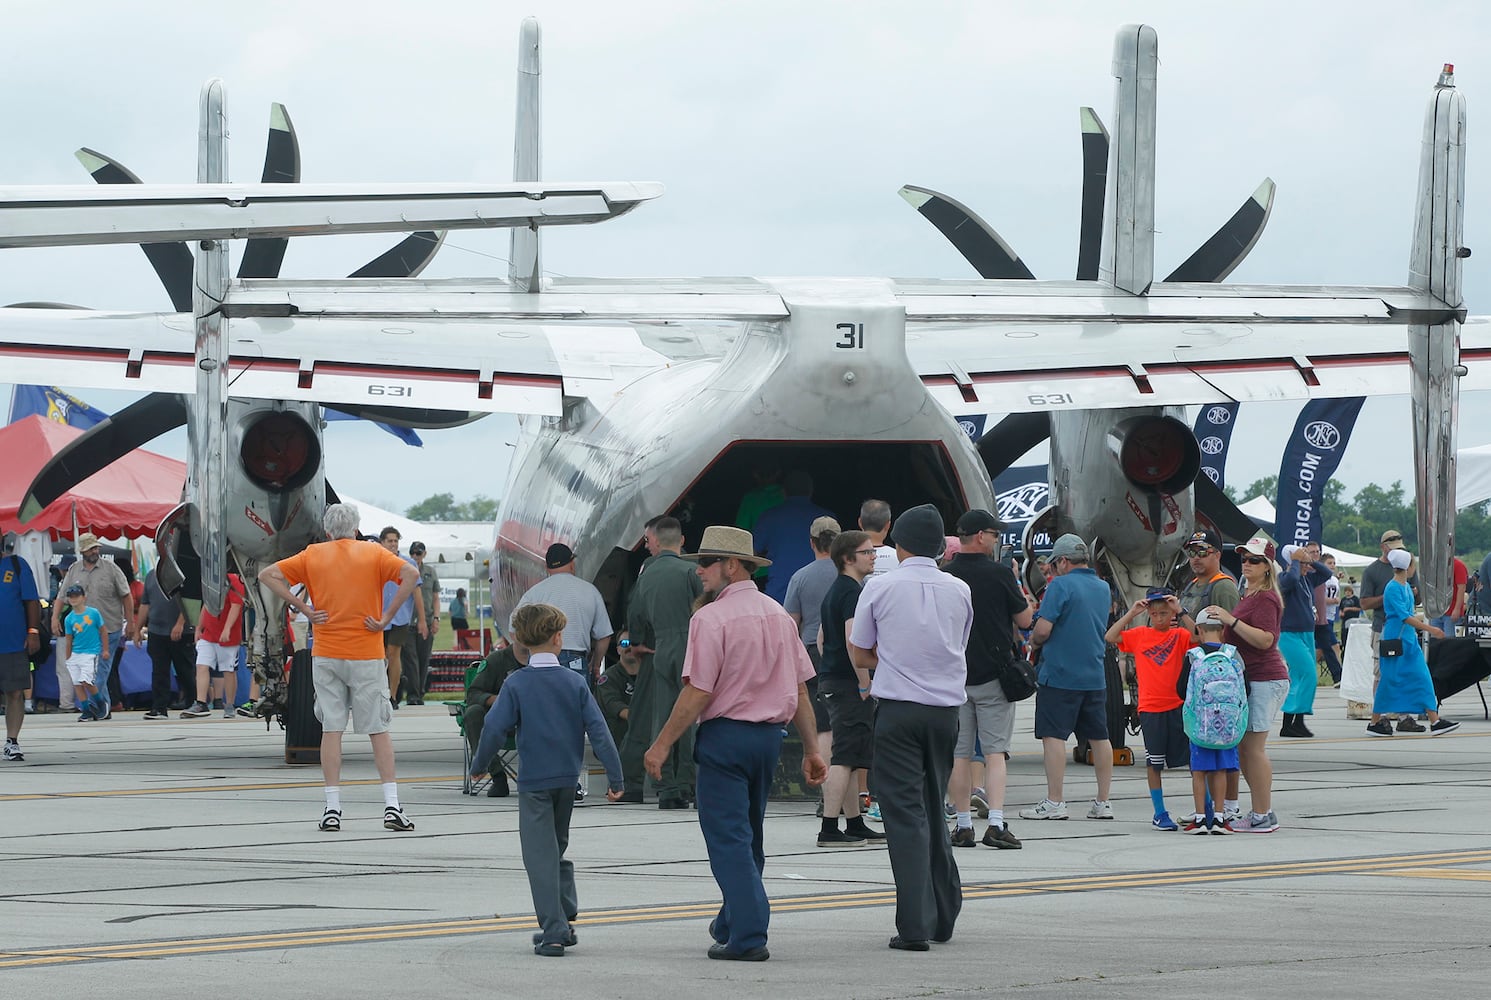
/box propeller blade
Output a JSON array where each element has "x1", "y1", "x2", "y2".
[
  {"x1": 325, "y1": 403, "x2": 485, "y2": 430},
  {"x1": 347, "y1": 230, "x2": 447, "y2": 278},
  {"x1": 1191, "y1": 473, "x2": 1259, "y2": 544},
  {"x1": 897, "y1": 185, "x2": 1034, "y2": 280},
  {"x1": 236, "y1": 103, "x2": 300, "y2": 279},
  {"x1": 1076, "y1": 107, "x2": 1109, "y2": 281},
  {"x1": 975, "y1": 413, "x2": 1052, "y2": 480},
  {"x1": 75, "y1": 148, "x2": 194, "y2": 311},
  {"x1": 1164, "y1": 178, "x2": 1276, "y2": 282},
  {"x1": 19, "y1": 392, "x2": 188, "y2": 520}
]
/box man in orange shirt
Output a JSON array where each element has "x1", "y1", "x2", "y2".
[{"x1": 259, "y1": 504, "x2": 420, "y2": 833}]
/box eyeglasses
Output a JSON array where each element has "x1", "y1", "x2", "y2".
[
  {"x1": 1241, "y1": 555, "x2": 1270, "y2": 565},
  {"x1": 854, "y1": 548, "x2": 877, "y2": 556},
  {"x1": 696, "y1": 556, "x2": 724, "y2": 568},
  {"x1": 1382, "y1": 535, "x2": 1402, "y2": 543}
]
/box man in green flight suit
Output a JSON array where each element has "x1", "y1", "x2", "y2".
[{"x1": 625, "y1": 515, "x2": 703, "y2": 808}]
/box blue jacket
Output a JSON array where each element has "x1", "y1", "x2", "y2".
[
  {"x1": 1278, "y1": 557, "x2": 1332, "y2": 632},
  {"x1": 471, "y1": 653, "x2": 623, "y2": 793}
]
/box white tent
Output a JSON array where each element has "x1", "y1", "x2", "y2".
[
  {"x1": 1235, "y1": 496, "x2": 1377, "y2": 567},
  {"x1": 1455, "y1": 443, "x2": 1491, "y2": 510},
  {"x1": 339, "y1": 495, "x2": 493, "y2": 569}
]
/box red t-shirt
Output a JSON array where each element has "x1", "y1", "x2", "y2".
[
  {"x1": 198, "y1": 574, "x2": 247, "y2": 646},
  {"x1": 1117, "y1": 625, "x2": 1188, "y2": 713},
  {"x1": 1450, "y1": 557, "x2": 1469, "y2": 616}
]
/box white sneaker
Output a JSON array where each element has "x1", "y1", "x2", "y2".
[
  {"x1": 1086, "y1": 799, "x2": 1115, "y2": 820},
  {"x1": 1223, "y1": 806, "x2": 1243, "y2": 824},
  {"x1": 1018, "y1": 798, "x2": 1069, "y2": 821}
]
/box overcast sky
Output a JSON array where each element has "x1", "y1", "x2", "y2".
[{"x1": 3, "y1": 0, "x2": 1489, "y2": 514}]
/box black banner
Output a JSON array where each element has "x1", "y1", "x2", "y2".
[
  {"x1": 993, "y1": 463, "x2": 1051, "y2": 551},
  {"x1": 1272, "y1": 398, "x2": 1365, "y2": 548},
  {"x1": 1192, "y1": 401, "x2": 1240, "y2": 490},
  {"x1": 956, "y1": 414, "x2": 987, "y2": 442}
]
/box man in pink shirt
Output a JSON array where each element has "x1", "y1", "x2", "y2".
[{"x1": 645, "y1": 525, "x2": 827, "y2": 963}]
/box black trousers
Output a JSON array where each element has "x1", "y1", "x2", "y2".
[
  {"x1": 872, "y1": 698, "x2": 962, "y2": 943},
  {"x1": 147, "y1": 632, "x2": 196, "y2": 714}
]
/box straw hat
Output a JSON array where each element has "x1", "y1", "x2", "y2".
[{"x1": 684, "y1": 526, "x2": 769, "y2": 567}]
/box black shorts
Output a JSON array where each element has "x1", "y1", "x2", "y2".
[
  {"x1": 820, "y1": 676, "x2": 874, "y2": 769},
  {"x1": 1033, "y1": 684, "x2": 1108, "y2": 742},
  {"x1": 803, "y1": 673, "x2": 830, "y2": 734},
  {"x1": 1138, "y1": 708, "x2": 1189, "y2": 770},
  {"x1": 0, "y1": 650, "x2": 30, "y2": 693}
]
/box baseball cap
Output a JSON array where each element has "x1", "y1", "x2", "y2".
[
  {"x1": 1236, "y1": 534, "x2": 1277, "y2": 560},
  {"x1": 65, "y1": 583, "x2": 85, "y2": 596},
  {"x1": 1184, "y1": 528, "x2": 1222, "y2": 552},
  {"x1": 955, "y1": 509, "x2": 1001, "y2": 535},
  {"x1": 1380, "y1": 529, "x2": 1405, "y2": 550},
  {"x1": 409, "y1": 541, "x2": 427, "y2": 555},
  {"x1": 1049, "y1": 533, "x2": 1088, "y2": 562},
  {"x1": 808, "y1": 516, "x2": 841, "y2": 537},
  {"x1": 1194, "y1": 608, "x2": 1224, "y2": 627},
  {"x1": 545, "y1": 543, "x2": 575, "y2": 569},
  {"x1": 1144, "y1": 587, "x2": 1174, "y2": 603}
]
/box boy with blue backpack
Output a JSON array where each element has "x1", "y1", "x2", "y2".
[{"x1": 1178, "y1": 610, "x2": 1248, "y2": 834}]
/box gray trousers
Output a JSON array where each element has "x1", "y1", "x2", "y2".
[
  {"x1": 619, "y1": 655, "x2": 657, "y2": 797},
  {"x1": 519, "y1": 787, "x2": 578, "y2": 945},
  {"x1": 872, "y1": 698, "x2": 963, "y2": 943}
]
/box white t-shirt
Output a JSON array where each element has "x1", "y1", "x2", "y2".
[
  {"x1": 1324, "y1": 576, "x2": 1340, "y2": 623},
  {"x1": 871, "y1": 544, "x2": 898, "y2": 577}
]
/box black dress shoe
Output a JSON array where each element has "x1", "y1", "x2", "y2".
[
  {"x1": 889, "y1": 935, "x2": 931, "y2": 951},
  {"x1": 618, "y1": 790, "x2": 643, "y2": 803},
  {"x1": 707, "y1": 943, "x2": 769, "y2": 961},
  {"x1": 658, "y1": 797, "x2": 688, "y2": 810},
  {"x1": 486, "y1": 773, "x2": 510, "y2": 798},
  {"x1": 532, "y1": 930, "x2": 578, "y2": 947}
]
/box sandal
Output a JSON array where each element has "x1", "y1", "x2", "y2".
[{"x1": 318, "y1": 808, "x2": 341, "y2": 832}]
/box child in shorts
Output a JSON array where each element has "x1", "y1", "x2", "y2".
[
  {"x1": 61, "y1": 583, "x2": 109, "y2": 721},
  {"x1": 471, "y1": 603, "x2": 624, "y2": 957},
  {"x1": 1178, "y1": 611, "x2": 1245, "y2": 834},
  {"x1": 1105, "y1": 587, "x2": 1191, "y2": 831}
]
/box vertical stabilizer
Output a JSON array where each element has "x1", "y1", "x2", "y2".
[
  {"x1": 509, "y1": 17, "x2": 543, "y2": 291},
  {"x1": 191, "y1": 78, "x2": 230, "y2": 613},
  {"x1": 1100, "y1": 24, "x2": 1157, "y2": 295},
  {"x1": 1409, "y1": 64, "x2": 1468, "y2": 618}
]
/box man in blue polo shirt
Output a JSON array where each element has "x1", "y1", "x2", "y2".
[
  {"x1": 2, "y1": 537, "x2": 42, "y2": 761},
  {"x1": 1020, "y1": 533, "x2": 1115, "y2": 822}
]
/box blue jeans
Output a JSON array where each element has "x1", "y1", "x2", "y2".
[
  {"x1": 695, "y1": 718, "x2": 783, "y2": 953},
  {"x1": 1428, "y1": 614, "x2": 1459, "y2": 637},
  {"x1": 558, "y1": 649, "x2": 588, "y2": 680},
  {"x1": 97, "y1": 630, "x2": 122, "y2": 699}
]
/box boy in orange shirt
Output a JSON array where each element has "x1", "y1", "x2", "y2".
[{"x1": 1105, "y1": 587, "x2": 1191, "y2": 831}]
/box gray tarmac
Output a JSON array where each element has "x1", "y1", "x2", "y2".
[{"x1": 3, "y1": 687, "x2": 1491, "y2": 998}]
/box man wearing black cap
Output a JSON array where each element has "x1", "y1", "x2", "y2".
[
  {"x1": 848, "y1": 503, "x2": 973, "y2": 951},
  {"x1": 514, "y1": 544, "x2": 613, "y2": 684},
  {"x1": 942, "y1": 509, "x2": 1034, "y2": 849}
]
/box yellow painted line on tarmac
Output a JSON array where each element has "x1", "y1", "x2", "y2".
[{"x1": 3, "y1": 846, "x2": 1491, "y2": 970}]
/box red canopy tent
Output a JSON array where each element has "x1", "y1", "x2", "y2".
[{"x1": 0, "y1": 415, "x2": 185, "y2": 539}]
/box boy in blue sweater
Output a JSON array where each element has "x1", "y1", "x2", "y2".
[{"x1": 472, "y1": 603, "x2": 623, "y2": 956}]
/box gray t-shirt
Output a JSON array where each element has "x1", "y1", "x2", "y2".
[
  {"x1": 1360, "y1": 558, "x2": 1418, "y2": 632},
  {"x1": 141, "y1": 571, "x2": 184, "y2": 635},
  {"x1": 783, "y1": 557, "x2": 837, "y2": 646},
  {"x1": 59, "y1": 558, "x2": 130, "y2": 633},
  {"x1": 514, "y1": 572, "x2": 612, "y2": 652}
]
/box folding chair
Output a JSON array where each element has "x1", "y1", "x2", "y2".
[{"x1": 450, "y1": 663, "x2": 519, "y2": 795}]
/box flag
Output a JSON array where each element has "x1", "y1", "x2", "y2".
[
  {"x1": 955, "y1": 414, "x2": 987, "y2": 442},
  {"x1": 324, "y1": 408, "x2": 423, "y2": 447},
  {"x1": 993, "y1": 463, "x2": 1051, "y2": 551},
  {"x1": 1192, "y1": 401, "x2": 1240, "y2": 490},
  {"x1": 8, "y1": 385, "x2": 108, "y2": 429},
  {"x1": 1272, "y1": 398, "x2": 1365, "y2": 548}
]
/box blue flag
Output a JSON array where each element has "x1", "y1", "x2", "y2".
[
  {"x1": 1272, "y1": 398, "x2": 1365, "y2": 548},
  {"x1": 955, "y1": 414, "x2": 987, "y2": 442},
  {"x1": 324, "y1": 408, "x2": 423, "y2": 447},
  {"x1": 1192, "y1": 401, "x2": 1240, "y2": 490},
  {"x1": 8, "y1": 385, "x2": 109, "y2": 429}
]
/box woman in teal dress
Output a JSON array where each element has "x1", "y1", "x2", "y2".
[{"x1": 1367, "y1": 548, "x2": 1459, "y2": 736}]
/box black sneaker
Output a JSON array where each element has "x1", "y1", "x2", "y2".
[
  {"x1": 235, "y1": 701, "x2": 257, "y2": 719},
  {"x1": 1430, "y1": 719, "x2": 1461, "y2": 736},
  {"x1": 816, "y1": 828, "x2": 867, "y2": 849},
  {"x1": 845, "y1": 821, "x2": 887, "y2": 845},
  {"x1": 950, "y1": 826, "x2": 978, "y2": 848},
  {"x1": 142, "y1": 710, "x2": 169, "y2": 720},
  {"x1": 1396, "y1": 717, "x2": 1426, "y2": 733},
  {"x1": 982, "y1": 823, "x2": 1022, "y2": 849},
  {"x1": 1366, "y1": 719, "x2": 1394, "y2": 737}
]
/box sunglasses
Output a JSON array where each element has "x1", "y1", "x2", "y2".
[
  {"x1": 1186, "y1": 545, "x2": 1216, "y2": 556},
  {"x1": 1382, "y1": 535, "x2": 1402, "y2": 543},
  {"x1": 696, "y1": 556, "x2": 725, "y2": 568},
  {"x1": 617, "y1": 638, "x2": 633, "y2": 649},
  {"x1": 1241, "y1": 555, "x2": 1270, "y2": 565}
]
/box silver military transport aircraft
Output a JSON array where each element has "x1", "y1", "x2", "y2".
[{"x1": 0, "y1": 22, "x2": 1476, "y2": 730}]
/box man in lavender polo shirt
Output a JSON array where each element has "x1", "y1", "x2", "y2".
[
  {"x1": 849, "y1": 503, "x2": 973, "y2": 952},
  {"x1": 646, "y1": 525, "x2": 828, "y2": 964}
]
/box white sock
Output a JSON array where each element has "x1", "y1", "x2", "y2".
[
  {"x1": 956, "y1": 811, "x2": 972, "y2": 829},
  {"x1": 23, "y1": 699, "x2": 32, "y2": 712},
  {"x1": 1224, "y1": 798, "x2": 1239, "y2": 813},
  {"x1": 382, "y1": 782, "x2": 400, "y2": 809},
  {"x1": 988, "y1": 809, "x2": 1005, "y2": 829},
  {"x1": 324, "y1": 786, "x2": 340, "y2": 811}
]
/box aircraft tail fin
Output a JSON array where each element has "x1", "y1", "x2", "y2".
[{"x1": 509, "y1": 17, "x2": 542, "y2": 291}]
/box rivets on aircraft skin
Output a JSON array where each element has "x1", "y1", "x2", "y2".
[
  {"x1": 199, "y1": 359, "x2": 219, "y2": 371},
  {"x1": 843, "y1": 371, "x2": 857, "y2": 384},
  {"x1": 381, "y1": 327, "x2": 414, "y2": 335}
]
